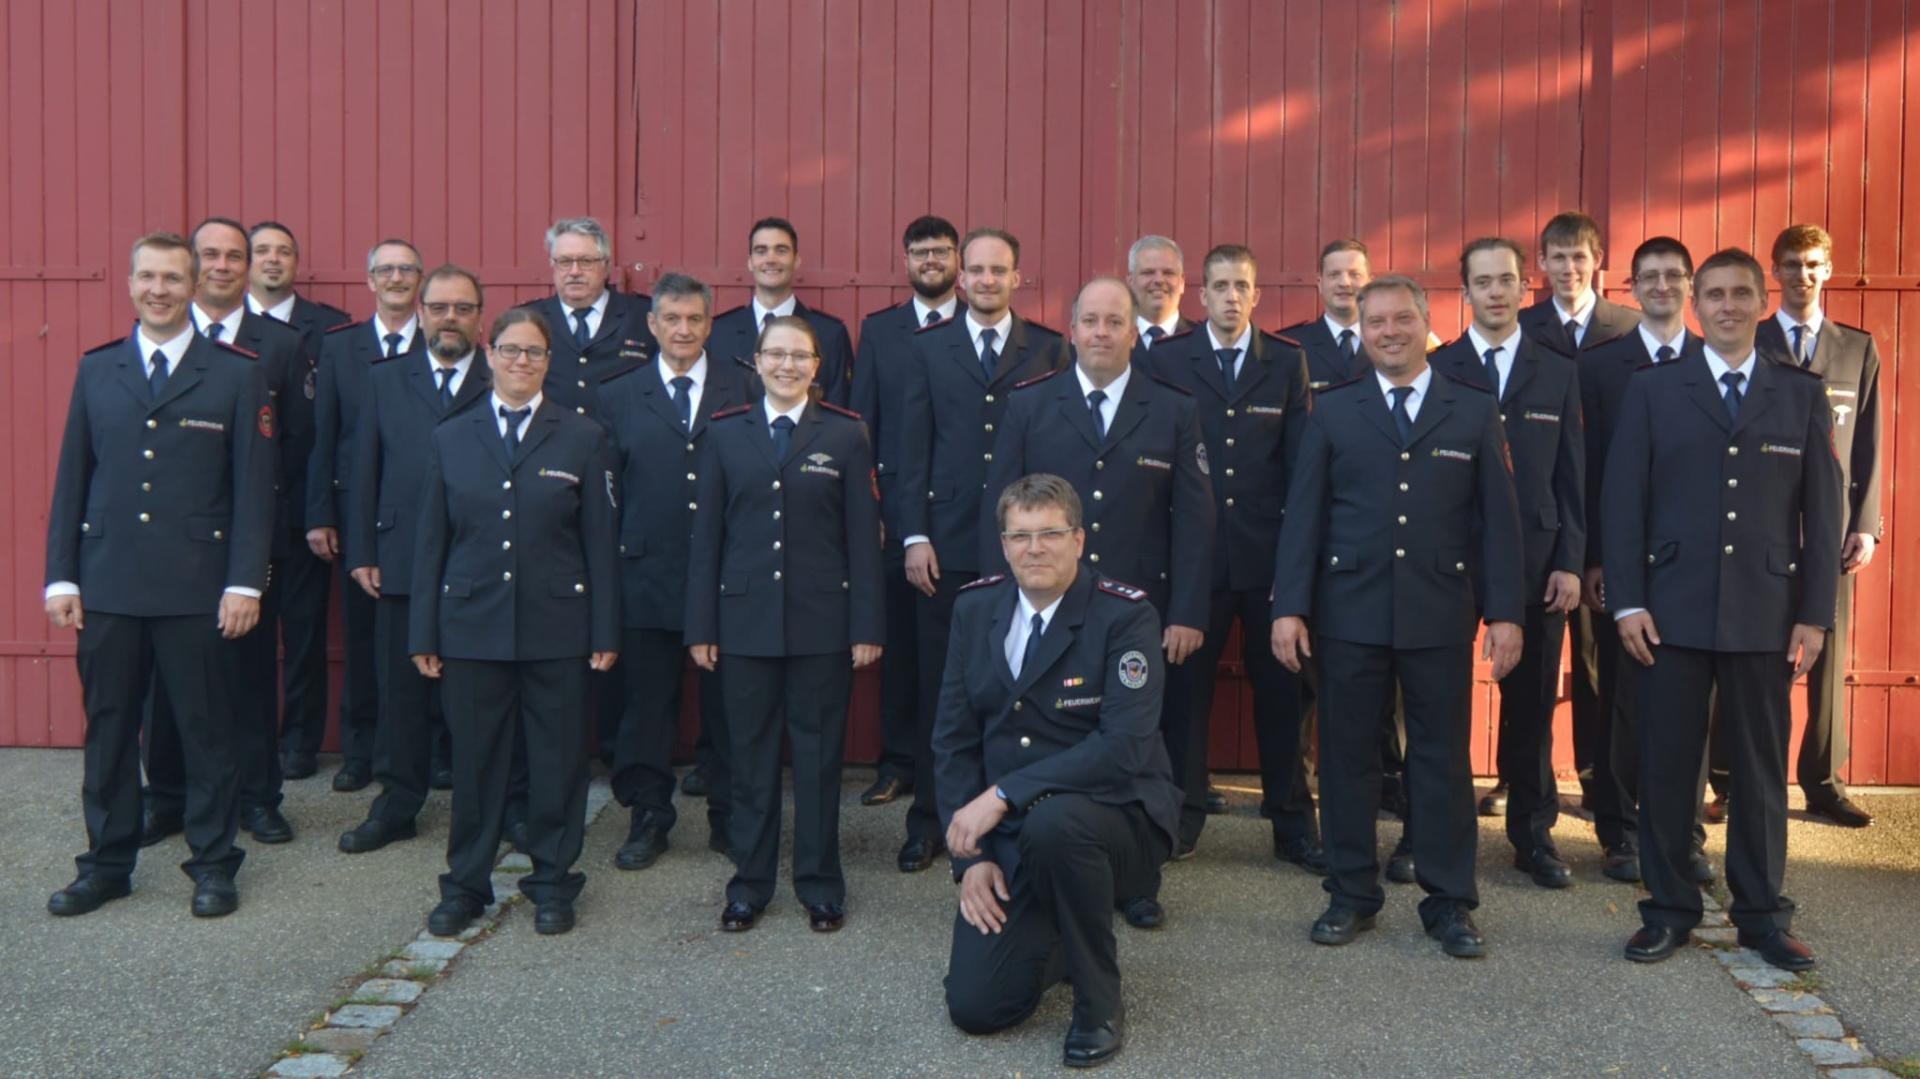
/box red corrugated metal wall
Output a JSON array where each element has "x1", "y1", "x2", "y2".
[{"x1": 4, "y1": 0, "x2": 1916, "y2": 782}]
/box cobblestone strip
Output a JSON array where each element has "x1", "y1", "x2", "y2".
[
  {"x1": 1695, "y1": 890, "x2": 1897, "y2": 1078},
  {"x1": 264, "y1": 780, "x2": 617, "y2": 1078}
]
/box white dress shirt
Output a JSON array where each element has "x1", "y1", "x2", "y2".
[
  {"x1": 492, "y1": 391, "x2": 544, "y2": 439},
  {"x1": 762, "y1": 396, "x2": 807, "y2": 429},
  {"x1": 430, "y1": 352, "x2": 476, "y2": 399},
  {"x1": 1075, "y1": 362, "x2": 1132, "y2": 432},
  {"x1": 561, "y1": 289, "x2": 611, "y2": 342},
  {"x1": 246, "y1": 293, "x2": 298, "y2": 323},
  {"x1": 914, "y1": 296, "x2": 959, "y2": 327},
  {"x1": 752, "y1": 294, "x2": 799, "y2": 330},
  {"x1": 1137, "y1": 313, "x2": 1184, "y2": 342},
  {"x1": 658, "y1": 353, "x2": 709, "y2": 421},
  {"x1": 1774, "y1": 308, "x2": 1826, "y2": 361},
  {"x1": 1005, "y1": 590, "x2": 1065, "y2": 678},
  {"x1": 1205, "y1": 322, "x2": 1254, "y2": 380},
  {"x1": 373, "y1": 314, "x2": 420, "y2": 355},
  {"x1": 1375, "y1": 365, "x2": 1433, "y2": 422},
  {"x1": 1465, "y1": 324, "x2": 1522, "y2": 398},
  {"x1": 1552, "y1": 292, "x2": 1597, "y2": 347},
  {"x1": 1637, "y1": 323, "x2": 1687, "y2": 361},
  {"x1": 191, "y1": 303, "x2": 245, "y2": 343}
]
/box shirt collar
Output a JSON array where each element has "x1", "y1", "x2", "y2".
[
  {"x1": 430, "y1": 350, "x2": 476, "y2": 378},
  {"x1": 1323, "y1": 313, "x2": 1359, "y2": 340},
  {"x1": 762, "y1": 396, "x2": 807, "y2": 426},
  {"x1": 1466, "y1": 323, "x2": 1521, "y2": 358},
  {"x1": 374, "y1": 314, "x2": 419, "y2": 349},
  {"x1": 659, "y1": 352, "x2": 708, "y2": 389},
  {"x1": 753, "y1": 294, "x2": 797, "y2": 324},
  {"x1": 191, "y1": 303, "x2": 245, "y2": 342},
  {"x1": 1702, "y1": 345, "x2": 1757, "y2": 381},
  {"x1": 965, "y1": 309, "x2": 1014, "y2": 347},
  {"x1": 1637, "y1": 322, "x2": 1687, "y2": 358},
  {"x1": 1137, "y1": 312, "x2": 1183, "y2": 339},
  {"x1": 1075, "y1": 361, "x2": 1132, "y2": 402},
  {"x1": 246, "y1": 293, "x2": 298, "y2": 323},
  {"x1": 913, "y1": 296, "x2": 959, "y2": 326},
  {"x1": 1375, "y1": 364, "x2": 1433, "y2": 402},
  {"x1": 490, "y1": 390, "x2": 543, "y2": 419},
  {"x1": 1205, "y1": 322, "x2": 1253, "y2": 353},
  {"x1": 1016, "y1": 588, "x2": 1066, "y2": 631},
  {"x1": 1775, "y1": 308, "x2": 1824, "y2": 338},
  {"x1": 136, "y1": 325, "x2": 196, "y2": 366},
  {"x1": 1552, "y1": 291, "x2": 1596, "y2": 327}
]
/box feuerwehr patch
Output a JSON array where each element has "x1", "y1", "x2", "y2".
[{"x1": 1118, "y1": 650, "x2": 1150, "y2": 689}]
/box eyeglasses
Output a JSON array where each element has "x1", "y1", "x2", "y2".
[
  {"x1": 370, "y1": 263, "x2": 422, "y2": 278},
  {"x1": 551, "y1": 256, "x2": 609, "y2": 271},
  {"x1": 1633, "y1": 271, "x2": 1692, "y2": 286},
  {"x1": 492, "y1": 344, "x2": 550, "y2": 361},
  {"x1": 758, "y1": 349, "x2": 818, "y2": 366},
  {"x1": 908, "y1": 245, "x2": 956, "y2": 262},
  {"x1": 423, "y1": 302, "x2": 480, "y2": 317},
  {"x1": 1001, "y1": 527, "x2": 1076, "y2": 547}
]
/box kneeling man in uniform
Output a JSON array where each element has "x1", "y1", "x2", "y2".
[{"x1": 935, "y1": 472, "x2": 1180, "y2": 1069}]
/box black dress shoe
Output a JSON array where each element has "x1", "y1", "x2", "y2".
[
  {"x1": 534, "y1": 900, "x2": 576, "y2": 936},
  {"x1": 1310, "y1": 904, "x2": 1376, "y2": 946},
  {"x1": 47, "y1": 874, "x2": 132, "y2": 917},
  {"x1": 428, "y1": 896, "x2": 483, "y2": 937},
  {"x1": 1689, "y1": 851, "x2": 1717, "y2": 886},
  {"x1": 720, "y1": 900, "x2": 761, "y2": 932},
  {"x1": 1385, "y1": 833, "x2": 1416, "y2": 884},
  {"x1": 859, "y1": 774, "x2": 909, "y2": 806},
  {"x1": 1738, "y1": 928, "x2": 1816, "y2": 971},
  {"x1": 1624, "y1": 924, "x2": 1690, "y2": 963},
  {"x1": 281, "y1": 750, "x2": 318, "y2": 780},
  {"x1": 615, "y1": 811, "x2": 669, "y2": 871},
  {"x1": 1063, "y1": 1015, "x2": 1125, "y2": 1069},
  {"x1": 1703, "y1": 792, "x2": 1729, "y2": 824},
  {"x1": 1428, "y1": 908, "x2": 1486, "y2": 958},
  {"x1": 1204, "y1": 787, "x2": 1229, "y2": 815},
  {"x1": 1478, "y1": 781, "x2": 1509, "y2": 817},
  {"x1": 504, "y1": 819, "x2": 529, "y2": 851},
  {"x1": 242, "y1": 805, "x2": 294, "y2": 844},
  {"x1": 1121, "y1": 896, "x2": 1164, "y2": 930},
  {"x1": 139, "y1": 808, "x2": 184, "y2": 848},
  {"x1": 805, "y1": 902, "x2": 846, "y2": 933},
  {"x1": 1515, "y1": 846, "x2": 1573, "y2": 889},
  {"x1": 429, "y1": 763, "x2": 454, "y2": 791},
  {"x1": 1806, "y1": 794, "x2": 1873, "y2": 828},
  {"x1": 1275, "y1": 835, "x2": 1331, "y2": 876},
  {"x1": 339, "y1": 816, "x2": 417, "y2": 854},
  {"x1": 1602, "y1": 844, "x2": 1642, "y2": 883},
  {"x1": 331, "y1": 762, "x2": 372, "y2": 793},
  {"x1": 1170, "y1": 838, "x2": 1198, "y2": 861},
  {"x1": 897, "y1": 835, "x2": 944, "y2": 873},
  {"x1": 191, "y1": 873, "x2": 239, "y2": 918},
  {"x1": 681, "y1": 768, "x2": 711, "y2": 798}
]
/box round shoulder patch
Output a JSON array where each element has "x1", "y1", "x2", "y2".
[
  {"x1": 257, "y1": 405, "x2": 275, "y2": 439},
  {"x1": 1118, "y1": 650, "x2": 1150, "y2": 690}
]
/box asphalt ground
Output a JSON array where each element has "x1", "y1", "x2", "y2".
[{"x1": 2, "y1": 748, "x2": 1913, "y2": 1078}]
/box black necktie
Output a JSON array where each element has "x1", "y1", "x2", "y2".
[
  {"x1": 670, "y1": 375, "x2": 694, "y2": 431},
  {"x1": 1018, "y1": 611, "x2": 1044, "y2": 678},
  {"x1": 1791, "y1": 324, "x2": 1811, "y2": 367},
  {"x1": 1720, "y1": 371, "x2": 1744, "y2": 422},
  {"x1": 771, "y1": 414, "x2": 795, "y2": 459},
  {"x1": 978, "y1": 327, "x2": 999, "y2": 379},
  {"x1": 1146, "y1": 325, "x2": 1167, "y2": 348},
  {"x1": 436, "y1": 366, "x2": 455, "y2": 411},
  {"x1": 1563, "y1": 318, "x2": 1580, "y2": 354},
  {"x1": 572, "y1": 308, "x2": 592, "y2": 349},
  {"x1": 1337, "y1": 328, "x2": 1356, "y2": 359},
  {"x1": 1655, "y1": 344, "x2": 1675, "y2": 364},
  {"x1": 148, "y1": 350, "x2": 170, "y2": 401},
  {"x1": 1482, "y1": 345, "x2": 1503, "y2": 397},
  {"x1": 384, "y1": 332, "x2": 403, "y2": 358},
  {"x1": 207, "y1": 322, "x2": 225, "y2": 343},
  {"x1": 761, "y1": 310, "x2": 775, "y2": 333},
  {"x1": 1087, "y1": 389, "x2": 1108, "y2": 439},
  {"x1": 924, "y1": 309, "x2": 941, "y2": 328},
  {"x1": 501, "y1": 405, "x2": 530, "y2": 454},
  {"x1": 1389, "y1": 386, "x2": 1414, "y2": 443},
  {"x1": 1215, "y1": 347, "x2": 1239, "y2": 389}
]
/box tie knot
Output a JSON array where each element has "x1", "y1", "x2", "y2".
[
  {"x1": 1215, "y1": 347, "x2": 1239, "y2": 363},
  {"x1": 1030, "y1": 611, "x2": 1045, "y2": 635},
  {"x1": 979, "y1": 327, "x2": 998, "y2": 347},
  {"x1": 1087, "y1": 389, "x2": 1107, "y2": 407},
  {"x1": 1720, "y1": 370, "x2": 1745, "y2": 393},
  {"x1": 207, "y1": 323, "x2": 225, "y2": 341},
  {"x1": 152, "y1": 350, "x2": 169, "y2": 373},
  {"x1": 572, "y1": 307, "x2": 592, "y2": 323},
  {"x1": 1484, "y1": 345, "x2": 1502, "y2": 361},
  {"x1": 500, "y1": 404, "x2": 529, "y2": 421},
  {"x1": 671, "y1": 375, "x2": 693, "y2": 392},
  {"x1": 1564, "y1": 319, "x2": 1579, "y2": 334},
  {"x1": 1389, "y1": 386, "x2": 1413, "y2": 406},
  {"x1": 1655, "y1": 345, "x2": 1675, "y2": 362},
  {"x1": 772, "y1": 415, "x2": 795, "y2": 431},
  {"x1": 1146, "y1": 325, "x2": 1167, "y2": 341},
  {"x1": 924, "y1": 309, "x2": 941, "y2": 327},
  {"x1": 385, "y1": 332, "x2": 403, "y2": 346}
]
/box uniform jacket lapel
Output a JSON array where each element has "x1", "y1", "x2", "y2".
[
  {"x1": 786, "y1": 401, "x2": 828, "y2": 462},
  {"x1": 1729, "y1": 356, "x2": 1775, "y2": 436},
  {"x1": 1403, "y1": 373, "x2": 1454, "y2": 448},
  {"x1": 1229, "y1": 334, "x2": 1271, "y2": 405},
  {"x1": 1054, "y1": 370, "x2": 1105, "y2": 451},
  {"x1": 1103, "y1": 369, "x2": 1150, "y2": 448},
  {"x1": 1680, "y1": 351, "x2": 1734, "y2": 434},
  {"x1": 512, "y1": 400, "x2": 562, "y2": 465},
  {"x1": 116, "y1": 336, "x2": 155, "y2": 405},
  {"x1": 1011, "y1": 573, "x2": 1091, "y2": 697},
  {"x1": 1356, "y1": 377, "x2": 1403, "y2": 447},
  {"x1": 152, "y1": 335, "x2": 212, "y2": 412},
  {"x1": 1502, "y1": 336, "x2": 1540, "y2": 405},
  {"x1": 471, "y1": 401, "x2": 514, "y2": 474}
]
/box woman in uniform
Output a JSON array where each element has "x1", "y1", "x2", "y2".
[
  {"x1": 686, "y1": 314, "x2": 885, "y2": 933},
  {"x1": 410, "y1": 308, "x2": 619, "y2": 938}
]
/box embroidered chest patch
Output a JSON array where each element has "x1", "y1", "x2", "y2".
[{"x1": 540, "y1": 468, "x2": 582, "y2": 484}]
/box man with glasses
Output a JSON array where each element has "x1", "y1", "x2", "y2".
[
  {"x1": 307, "y1": 240, "x2": 431, "y2": 794},
  {"x1": 937, "y1": 473, "x2": 1180, "y2": 1069},
  {"x1": 848, "y1": 215, "x2": 963, "y2": 868},
  {"x1": 338, "y1": 267, "x2": 494, "y2": 854},
  {"x1": 524, "y1": 217, "x2": 656, "y2": 424},
  {"x1": 708, "y1": 217, "x2": 855, "y2": 406}
]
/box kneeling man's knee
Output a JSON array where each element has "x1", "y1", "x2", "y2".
[
  {"x1": 946, "y1": 980, "x2": 1022, "y2": 1035},
  {"x1": 1017, "y1": 794, "x2": 1098, "y2": 858}
]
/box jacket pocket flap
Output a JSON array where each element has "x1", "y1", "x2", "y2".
[
  {"x1": 619, "y1": 533, "x2": 646, "y2": 558},
  {"x1": 551, "y1": 577, "x2": 588, "y2": 597},
  {"x1": 1648, "y1": 541, "x2": 1679, "y2": 567},
  {"x1": 188, "y1": 516, "x2": 231, "y2": 542},
  {"x1": 375, "y1": 505, "x2": 398, "y2": 531},
  {"x1": 1324, "y1": 547, "x2": 1359, "y2": 573},
  {"x1": 1767, "y1": 546, "x2": 1801, "y2": 576}
]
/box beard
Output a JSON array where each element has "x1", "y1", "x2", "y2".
[
  {"x1": 912, "y1": 268, "x2": 958, "y2": 301},
  {"x1": 431, "y1": 328, "x2": 472, "y2": 360}
]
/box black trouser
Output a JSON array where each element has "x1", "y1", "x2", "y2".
[
  {"x1": 272, "y1": 541, "x2": 332, "y2": 761},
  {"x1": 908, "y1": 569, "x2": 978, "y2": 843},
  {"x1": 1494, "y1": 604, "x2": 1567, "y2": 853},
  {"x1": 1637, "y1": 645, "x2": 1794, "y2": 935},
  {"x1": 876, "y1": 547, "x2": 921, "y2": 783},
  {"x1": 1316, "y1": 638, "x2": 1477, "y2": 928},
  {"x1": 81, "y1": 612, "x2": 245, "y2": 881},
  {"x1": 723, "y1": 652, "x2": 852, "y2": 909},
  {"x1": 144, "y1": 566, "x2": 285, "y2": 816},
  {"x1": 945, "y1": 795, "x2": 1168, "y2": 1034},
  {"x1": 611, "y1": 627, "x2": 731, "y2": 836},
  {"x1": 1797, "y1": 574, "x2": 1852, "y2": 799},
  {"x1": 1592, "y1": 614, "x2": 1639, "y2": 849},
  {"x1": 592, "y1": 662, "x2": 623, "y2": 763},
  {"x1": 439, "y1": 656, "x2": 589, "y2": 906},
  {"x1": 330, "y1": 568, "x2": 380, "y2": 767},
  {"x1": 367, "y1": 595, "x2": 445, "y2": 824}
]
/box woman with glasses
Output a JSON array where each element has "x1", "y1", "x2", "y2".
[
  {"x1": 686, "y1": 315, "x2": 885, "y2": 933},
  {"x1": 409, "y1": 308, "x2": 619, "y2": 938}
]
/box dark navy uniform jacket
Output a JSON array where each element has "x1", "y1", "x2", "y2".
[
  {"x1": 1272, "y1": 369, "x2": 1527, "y2": 648},
  {"x1": 598, "y1": 356, "x2": 755, "y2": 632},
  {"x1": 408, "y1": 399, "x2": 619, "y2": 661},
  {"x1": 306, "y1": 319, "x2": 424, "y2": 551},
  {"x1": 850, "y1": 298, "x2": 959, "y2": 543},
  {"x1": 1148, "y1": 326, "x2": 1311, "y2": 592},
  {"x1": 1277, "y1": 316, "x2": 1369, "y2": 391},
  {"x1": 1578, "y1": 328, "x2": 1698, "y2": 570},
  {"x1": 263, "y1": 296, "x2": 351, "y2": 552},
  {"x1": 45, "y1": 334, "x2": 276, "y2": 616},
  {"x1": 895, "y1": 314, "x2": 1071, "y2": 574},
  {"x1": 1429, "y1": 332, "x2": 1586, "y2": 592},
  {"x1": 347, "y1": 354, "x2": 492, "y2": 597},
  {"x1": 981, "y1": 365, "x2": 1215, "y2": 631},
  {"x1": 1518, "y1": 295, "x2": 1640, "y2": 359},
  {"x1": 683, "y1": 400, "x2": 885, "y2": 657},
  {"x1": 1131, "y1": 315, "x2": 1196, "y2": 369},
  {"x1": 524, "y1": 289, "x2": 657, "y2": 423},
  {"x1": 930, "y1": 570, "x2": 1182, "y2": 881},
  {"x1": 1756, "y1": 316, "x2": 1882, "y2": 539},
  {"x1": 1601, "y1": 350, "x2": 1843, "y2": 652},
  {"x1": 708, "y1": 300, "x2": 854, "y2": 407}
]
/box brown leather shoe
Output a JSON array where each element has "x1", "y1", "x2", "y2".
[{"x1": 1738, "y1": 928, "x2": 1815, "y2": 971}]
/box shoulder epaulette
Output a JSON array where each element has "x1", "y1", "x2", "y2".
[
  {"x1": 1149, "y1": 372, "x2": 1193, "y2": 396},
  {"x1": 1267, "y1": 332, "x2": 1303, "y2": 349},
  {"x1": 715, "y1": 304, "x2": 750, "y2": 320},
  {"x1": 1439, "y1": 370, "x2": 1491, "y2": 392},
  {"x1": 864, "y1": 302, "x2": 897, "y2": 320},
  {"x1": 1777, "y1": 362, "x2": 1825, "y2": 379},
  {"x1": 1024, "y1": 320, "x2": 1062, "y2": 337},
  {"x1": 86, "y1": 335, "x2": 130, "y2": 355},
  {"x1": 1096, "y1": 578, "x2": 1149, "y2": 602},
  {"x1": 1013, "y1": 368, "x2": 1061, "y2": 390},
  {"x1": 1830, "y1": 319, "x2": 1870, "y2": 337},
  {"x1": 819, "y1": 400, "x2": 862, "y2": 420},
  {"x1": 216, "y1": 341, "x2": 260, "y2": 360},
  {"x1": 326, "y1": 319, "x2": 363, "y2": 335},
  {"x1": 1318, "y1": 374, "x2": 1367, "y2": 394},
  {"x1": 958, "y1": 573, "x2": 1007, "y2": 593},
  {"x1": 1633, "y1": 361, "x2": 1659, "y2": 372},
  {"x1": 804, "y1": 306, "x2": 849, "y2": 328},
  {"x1": 711, "y1": 403, "x2": 754, "y2": 419},
  {"x1": 600, "y1": 364, "x2": 644, "y2": 386},
  {"x1": 732, "y1": 355, "x2": 757, "y2": 372},
  {"x1": 915, "y1": 314, "x2": 956, "y2": 334},
  {"x1": 1158, "y1": 326, "x2": 1198, "y2": 344},
  {"x1": 316, "y1": 301, "x2": 350, "y2": 319}
]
